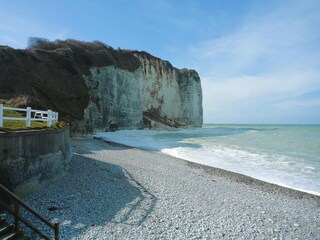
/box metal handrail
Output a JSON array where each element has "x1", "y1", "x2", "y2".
[{"x1": 0, "y1": 184, "x2": 59, "y2": 240}]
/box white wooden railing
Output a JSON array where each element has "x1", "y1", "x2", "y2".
[{"x1": 0, "y1": 104, "x2": 58, "y2": 128}]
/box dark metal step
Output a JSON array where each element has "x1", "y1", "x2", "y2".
[
  {"x1": 0, "y1": 229, "x2": 18, "y2": 240},
  {"x1": 0, "y1": 218, "x2": 6, "y2": 226},
  {"x1": 0, "y1": 222, "x2": 13, "y2": 236},
  {"x1": 0, "y1": 218, "x2": 28, "y2": 240},
  {"x1": 0, "y1": 219, "x2": 29, "y2": 240}
]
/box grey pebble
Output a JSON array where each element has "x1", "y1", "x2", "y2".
[{"x1": 23, "y1": 139, "x2": 320, "y2": 240}]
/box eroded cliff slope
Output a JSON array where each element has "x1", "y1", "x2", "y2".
[{"x1": 0, "y1": 39, "x2": 203, "y2": 133}]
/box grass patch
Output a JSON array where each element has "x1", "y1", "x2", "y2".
[
  {"x1": 0, "y1": 120, "x2": 66, "y2": 132},
  {"x1": 2, "y1": 120, "x2": 47, "y2": 130},
  {"x1": 3, "y1": 109, "x2": 23, "y2": 118}
]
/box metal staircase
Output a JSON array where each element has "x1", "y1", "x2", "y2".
[
  {"x1": 0, "y1": 217, "x2": 28, "y2": 240},
  {"x1": 0, "y1": 184, "x2": 59, "y2": 240}
]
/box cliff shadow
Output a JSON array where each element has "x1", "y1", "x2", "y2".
[{"x1": 21, "y1": 151, "x2": 157, "y2": 239}]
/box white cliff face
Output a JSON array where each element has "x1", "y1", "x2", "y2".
[
  {"x1": 81, "y1": 52, "x2": 203, "y2": 131},
  {"x1": 177, "y1": 69, "x2": 203, "y2": 127},
  {"x1": 135, "y1": 53, "x2": 203, "y2": 128},
  {"x1": 82, "y1": 66, "x2": 144, "y2": 132},
  {"x1": 137, "y1": 55, "x2": 181, "y2": 125}
]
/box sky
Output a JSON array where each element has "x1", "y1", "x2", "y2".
[{"x1": 1, "y1": 0, "x2": 319, "y2": 124}]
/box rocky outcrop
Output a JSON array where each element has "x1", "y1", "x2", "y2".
[{"x1": 0, "y1": 39, "x2": 203, "y2": 133}]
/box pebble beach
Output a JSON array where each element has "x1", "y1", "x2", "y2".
[{"x1": 24, "y1": 138, "x2": 320, "y2": 239}]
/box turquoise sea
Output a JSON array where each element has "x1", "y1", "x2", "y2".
[{"x1": 96, "y1": 124, "x2": 320, "y2": 195}]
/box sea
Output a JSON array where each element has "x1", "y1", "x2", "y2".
[{"x1": 95, "y1": 124, "x2": 320, "y2": 196}]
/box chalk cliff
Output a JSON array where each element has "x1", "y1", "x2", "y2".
[
  {"x1": 134, "y1": 51, "x2": 203, "y2": 128},
  {"x1": 0, "y1": 39, "x2": 203, "y2": 133}
]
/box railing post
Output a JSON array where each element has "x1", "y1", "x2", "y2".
[
  {"x1": 54, "y1": 223, "x2": 59, "y2": 240},
  {"x1": 0, "y1": 104, "x2": 3, "y2": 127},
  {"x1": 56, "y1": 112, "x2": 59, "y2": 123},
  {"x1": 47, "y1": 110, "x2": 52, "y2": 127},
  {"x1": 14, "y1": 202, "x2": 20, "y2": 232},
  {"x1": 26, "y1": 107, "x2": 31, "y2": 127}
]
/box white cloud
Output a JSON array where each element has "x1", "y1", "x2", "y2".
[
  {"x1": 274, "y1": 98, "x2": 320, "y2": 110},
  {"x1": 202, "y1": 70, "x2": 320, "y2": 122},
  {"x1": 190, "y1": 1, "x2": 320, "y2": 123}
]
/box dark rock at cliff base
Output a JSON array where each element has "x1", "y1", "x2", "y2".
[{"x1": 0, "y1": 39, "x2": 203, "y2": 133}]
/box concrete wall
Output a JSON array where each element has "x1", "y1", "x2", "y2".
[{"x1": 0, "y1": 127, "x2": 72, "y2": 197}]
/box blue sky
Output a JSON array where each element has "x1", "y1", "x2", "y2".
[{"x1": 1, "y1": 0, "x2": 319, "y2": 124}]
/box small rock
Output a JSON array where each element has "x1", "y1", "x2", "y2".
[{"x1": 48, "y1": 206, "x2": 59, "y2": 211}]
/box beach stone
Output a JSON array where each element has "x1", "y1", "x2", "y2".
[{"x1": 22, "y1": 139, "x2": 320, "y2": 240}]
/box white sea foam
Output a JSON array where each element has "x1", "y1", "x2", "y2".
[{"x1": 95, "y1": 125, "x2": 320, "y2": 195}]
